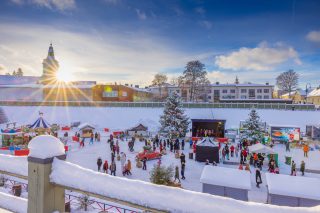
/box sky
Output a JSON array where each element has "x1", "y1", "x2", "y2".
[{"x1": 0, "y1": 0, "x2": 319, "y2": 87}]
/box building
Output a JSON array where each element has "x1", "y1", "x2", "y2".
[
  {"x1": 92, "y1": 84, "x2": 153, "y2": 102},
  {"x1": 0, "y1": 75, "x2": 40, "y2": 85},
  {"x1": 42, "y1": 83, "x2": 94, "y2": 101},
  {"x1": 280, "y1": 89, "x2": 309, "y2": 104},
  {"x1": 307, "y1": 88, "x2": 320, "y2": 106},
  {"x1": 41, "y1": 43, "x2": 60, "y2": 84},
  {"x1": 0, "y1": 84, "x2": 43, "y2": 101}
]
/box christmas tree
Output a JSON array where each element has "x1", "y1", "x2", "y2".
[
  {"x1": 159, "y1": 92, "x2": 190, "y2": 138},
  {"x1": 241, "y1": 108, "x2": 264, "y2": 144}
]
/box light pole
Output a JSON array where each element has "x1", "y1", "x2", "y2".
[{"x1": 305, "y1": 83, "x2": 311, "y2": 103}]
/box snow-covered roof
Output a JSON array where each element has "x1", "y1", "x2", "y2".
[
  {"x1": 78, "y1": 123, "x2": 95, "y2": 130},
  {"x1": 127, "y1": 123, "x2": 148, "y2": 131},
  {"x1": 211, "y1": 83, "x2": 273, "y2": 87},
  {"x1": 29, "y1": 117, "x2": 50, "y2": 129},
  {"x1": 28, "y1": 135, "x2": 65, "y2": 159},
  {"x1": 308, "y1": 88, "x2": 320, "y2": 97},
  {"x1": 266, "y1": 173, "x2": 320, "y2": 200},
  {"x1": 248, "y1": 143, "x2": 275, "y2": 154},
  {"x1": 197, "y1": 137, "x2": 218, "y2": 147},
  {"x1": 200, "y1": 166, "x2": 251, "y2": 190}
]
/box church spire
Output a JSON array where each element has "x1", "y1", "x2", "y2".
[
  {"x1": 48, "y1": 43, "x2": 55, "y2": 58},
  {"x1": 235, "y1": 76, "x2": 239, "y2": 84}
]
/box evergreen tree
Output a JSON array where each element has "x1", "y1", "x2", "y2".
[
  {"x1": 241, "y1": 108, "x2": 264, "y2": 143},
  {"x1": 159, "y1": 92, "x2": 190, "y2": 138},
  {"x1": 150, "y1": 164, "x2": 174, "y2": 185}
]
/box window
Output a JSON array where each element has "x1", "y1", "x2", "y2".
[
  {"x1": 264, "y1": 95, "x2": 269, "y2": 99},
  {"x1": 208, "y1": 96, "x2": 211, "y2": 99},
  {"x1": 257, "y1": 95, "x2": 262, "y2": 99},
  {"x1": 264, "y1": 89, "x2": 269, "y2": 93},
  {"x1": 249, "y1": 89, "x2": 255, "y2": 98},
  {"x1": 257, "y1": 89, "x2": 262, "y2": 93},
  {"x1": 241, "y1": 89, "x2": 247, "y2": 93},
  {"x1": 240, "y1": 95, "x2": 247, "y2": 99},
  {"x1": 230, "y1": 89, "x2": 236, "y2": 93},
  {"x1": 122, "y1": 91, "x2": 127, "y2": 97},
  {"x1": 103, "y1": 91, "x2": 118, "y2": 97},
  {"x1": 222, "y1": 89, "x2": 228, "y2": 93},
  {"x1": 176, "y1": 90, "x2": 180, "y2": 93}
]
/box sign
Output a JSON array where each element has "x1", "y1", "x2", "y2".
[{"x1": 270, "y1": 126, "x2": 300, "y2": 142}]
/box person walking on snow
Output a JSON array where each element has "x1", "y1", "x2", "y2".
[
  {"x1": 110, "y1": 161, "x2": 116, "y2": 176},
  {"x1": 120, "y1": 152, "x2": 126, "y2": 175},
  {"x1": 285, "y1": 141, "x2": 290, "y2": 152},
  {"x1": 103, "y1": 160, "x2": 108, "y2": 174},
  {"x1": 181, "y1": 162, "x2": 186, "y2": 180},
  {"x1": 95, "y1": 132, "x2": 98, "y2": 141},
  {"x1": 189, "y1": 139, "x2": 193, "y2": 148},
  {"x1": 181, "y1": 139, "x2": 185, "y2": 150},
  {"x1": 142, "y1": 157, "x2": 147, "y2": 170},
  {"x1": 255, "y1": 168, "x2": 262, "y2": 188},
  {"x1": 303, "y1": 144, "x2": 309, "y2": 157},
  {"x1": 300, "y1": 160, "x2": 305, "y2": 176},
  {"x1": 97, "y1": 157, "x2": 102, "y2": 172},
  {"x1": 230, "y1": 145, "x2": 235, "y2": 157},
  {"x1": 174, "y1": 166, "x2": 180, "y2": 183},
  {"x1": 180, "y1": 152, "x2": 186, "y2": 166},
  {"x1": 90, "y1": 133, "x2": 94, "y2": 145},
  {"x1": 291, "y1": 160, "x2": 296, "y2": 176}
]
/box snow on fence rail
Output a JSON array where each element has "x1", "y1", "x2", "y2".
[
  {"x1": 0, "y1": 154, "x2": 27, "y2": 178},
  {"x1": 0, "y1": 192, "x2": 27, "y2": 213},
  {"x1": 50, "y1": 159, "x2": 320, "y2": 213}
]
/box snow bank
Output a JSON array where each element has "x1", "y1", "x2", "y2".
[
  {"x1": 28, "y1": 135, "x2": 65, "y2": 159},
  {"x1": 200, "y1": 166, "x2": 251, "y2": 190},
  {"x1": 0, "y1": 191, "x2": 27, "y2": 213},
  {"x1": 50, "y1": 159, "x2": 320, "y2": 213},
  {"x1": 266, "y1": 173, "x2": 320, "y2": 200},
  {"x1": 0, "y1": 154, "x2": 27, "y2": 177}
]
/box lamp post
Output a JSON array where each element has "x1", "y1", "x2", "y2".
[{"x1": 305, "y1": 83, "x2": 311, "y2": 104}]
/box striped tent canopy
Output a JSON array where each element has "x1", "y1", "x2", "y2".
[{"x1": 29, "y1": 116, "x2": 50, "y2": 129}]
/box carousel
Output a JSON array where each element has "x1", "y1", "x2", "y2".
[{"x1": 28, "y1": 112, "x2": 51, "y2": 135}]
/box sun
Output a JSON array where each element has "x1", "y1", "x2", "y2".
[{"x1": 56, "y1": 71, "x2": 72, "y2": 82}]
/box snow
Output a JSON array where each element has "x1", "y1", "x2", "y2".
[
  {"x1": 200, "y1": 166, "x2": 251, "y2": 190},
  {"x1": 50, "y1": 159, "x2": 320, "y2": 213},
  {"x1": 0, "y1": 191, "x2": 27, "y2": 213},
  {"x1": 248, "y1": 143, "x2": 275, "y2": 154},
  {"x1": 0, "y1": 154, "x2": 27, "y2": 177},
  {"x1": 266, "y1": 173, "x2": 320, "y2": 200},
  {"x1": 308, "y1": 88, "x2": 320, "y2": 97},
  {"x1": 28, "y1": 135, "x2": 65, "y2": 159}
]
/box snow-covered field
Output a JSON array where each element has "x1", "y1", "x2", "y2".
[
  {"x1": 2, "y1": 106, "x2": 320, "y2": 131},
  {"x1": 1, "y1": 106, "x2": 320, "y2": 212}
]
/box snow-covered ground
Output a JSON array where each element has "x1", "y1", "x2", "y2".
[
  {"x1": 1, "y1": 106, "x2": 320, "y2": 212},
  {"x1": 2, "y1": 106, "x2": 320, "y2": 131}
]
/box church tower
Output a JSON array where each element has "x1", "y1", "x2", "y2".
[
  {"x1": 235, "y1": 76, "x2": 239, "y2": 84},
  {"x1": 41, "y1": 43, "x2": 59, "y2": 84}
]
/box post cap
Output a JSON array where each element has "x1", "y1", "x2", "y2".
[{"x1": 28, "y1": 135, "x2": 65, "y2": 159}]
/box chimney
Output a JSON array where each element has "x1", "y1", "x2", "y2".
[
  {"x1": 266, "y1": 82, "x2": 269, "y2": 85},
  {"x1": 216, "y1": 82, "x2": 220, "y2": 85}
]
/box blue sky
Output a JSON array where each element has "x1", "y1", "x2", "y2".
[{"x1": 0, "y1": 0, "x2": 319, "y2": 87}]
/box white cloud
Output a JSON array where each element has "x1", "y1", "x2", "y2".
[
  {"x1": 0, "y1": 22, "x2": 202, "y2": 85},
  {"x1": 135, "y1": 9, "x2": 147, "y2": 20},
  {"x1": 215, "y1": 42, "x2": 301, "y2": 71},
  {"x1": 306, "y1": 30, "x2": 320, "y2": 43},
  {"x1": 199, "y1": 20, "x2": 212, "y2": 30},
  {"x1": 10, "y1": 0, "x2": 76, "y2": 11}
]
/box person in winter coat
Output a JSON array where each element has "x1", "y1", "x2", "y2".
[
  {"x1": 110, "y1": 161, "x2": 116, "y2": 176},
  {"x1": 230, "y1": 145, "x2": 235, "y2": 157},
  {"x1": 180, "y1": 152, "x2": 186, "y2": 165},
  {"x1": 181, "y1": 162, "x2": 186, "y2": 180},
  {"x1": 90, "y1": 133, "x2": 94, "y2": 144},
  {"x1": 181, "y1": 139, "x2": 185, "y2": 150},
  {"x1": 97, "y1": 157, "x2": 102, "y2": 171},
  {"x1": 174, "y1": 166, "x2": 180, "y2": 183},
  {"x1": 253, "y1": 153, "x2": 259, "y2": 168},
  {"x1": 80, "y1": 137, "x2": 85, "y2": 148},
  {"x1": 103, "y1": 160, "x2": 108, "y2": 174},
  {"x1": 142, "y1": 157, "x2": 147, "y2": 170},
  {"x1": 111, "y1": 151, "x2": 115, "y2": 162},
  {"x1": 303, "y1": 144, "x2": 309, "y2": 157},
  {"x1": 170, "y1": 140, "x2": 173, "y2": 152},
  {"x1": 285, "y1": 141, "x2": 290, "y2": 152},
  {"x1": 163, "y1": 140, "x2": 166, "y2": 148},
  {"x1": 95, "y1": 132, "x2": 98, "y2": 141},
  {"x1": 120, "y1": 152, "x2": 126, "y2": 175},
  {"x1": 300, "y1": 160, "x2": 305, "y2": 176},
  {"x1": 255, "y1": 168, "x2": 262, "y2": 188},
  {"x1": 291, "y1": 160, "x2": 296, "y2": 176},
  {"x1": 124, "y1": 160, "x2": 132, "y2": 175},
  {"x1": 189, "y1": 139, "x2": 193, "y2": 148},
  {"x1": 235, "y1": 145, "x2": 239, "y2": 158},
  {"x1": 245, "y1": 164, "x2": 251, "y2": 173}
]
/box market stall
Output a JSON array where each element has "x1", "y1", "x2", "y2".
[
  {"x1": 266, "y1": 173, "x2": 320, "y2": 207},
  {"x1": 191, "y1": 119, "x2": 226, "y2": 137},
  {"x1": 200, "y1": 166, "x2": 251, "y2": 201},
  {"x1": 78, "y1": 123, "x2": 95, "y2": 138},
  {"x1": 248, "y1": 143, "x2": 278, "y2": 165},
  {"x1": 127, "y1": 124, "x2": 148, "y2": 137},
  {"x1": 195, "y1": 137, "x2": 219, "y2": 163}
]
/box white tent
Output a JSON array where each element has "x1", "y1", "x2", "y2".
[{"x1": 248, "y1": 143, "x2": 275, "y2": 154}]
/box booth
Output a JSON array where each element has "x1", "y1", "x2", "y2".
[
  {"x1": 195, "y1": 137, "x2": 219, "y2": 163},
  {"x1": 306, "y1": 125, "x2": 320, "y2": 140},
  {"x1": 78, "y1": 123, "x2": 95, "y2": 138},
  {"x1": 200, "y1": 166, "x2": 251, "y2": 201},
  {"x1": 248, "y1": 143, "x2": 278, "y2": 165},
  {"x1": 266, "y1": 173, "x2": 320, "y2": 207},
  {"x1": 127, "y1": 124, "x2": 148, "y2": 137},
  {"x1": 191, "y1": 119, "x2": 226, "y2": 137}
]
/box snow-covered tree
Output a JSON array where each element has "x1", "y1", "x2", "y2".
[
  {"x1": 159, "y1": 92, "x2": 190, "y2": 138},
  {"x1": 241, "y1": 108, "x2": 264, "y2": 143}
]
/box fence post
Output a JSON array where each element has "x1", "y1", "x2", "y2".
[{"x1": 27, "y1": 135, "x2": 66, "y2": 213}]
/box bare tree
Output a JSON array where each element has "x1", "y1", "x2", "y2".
[
  {"x1": 151, "y1": 73, "x2": 168, "y2": 99},
  {"x1": 276, "y1": 70, "x2": 299, "y2": 98},
  {"x1": 16, "y1": 68, "x2": 23, "y2": 76},
  {"x1": 180, "y1": 60, "x2": 210, "y2": 102}
]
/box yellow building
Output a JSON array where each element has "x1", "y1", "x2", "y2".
[
  {"x1": 307, "y1": 88, "x2": 320, "y2": 106},
  {"x1": 280, "y1": 89, "x2": 307, "y2": 104}
]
